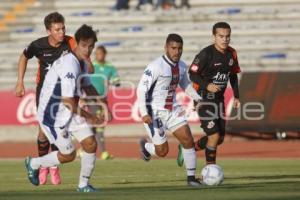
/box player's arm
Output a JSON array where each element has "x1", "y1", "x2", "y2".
[
  {"x1": 15, "y1": 41, "x2": 36, "y2": 97},
  {"x1": 229, "y1": 49, "x2": 241, "y2": 109},
  {"x1": 189, "y1": 51, "x2": 220, "y2": 93},
  {"x1": 136, "y1": 65, "x2": 158, "y2": 124},
  {"x1": 179, "y1": 65, "x2": 202, "y2": 102},
  {"x1": 62, "y1": 97, "x2": 103, "y2": 125},
  {"x1": 15, "y1": 53, "x2": 29, "y2": 97}
]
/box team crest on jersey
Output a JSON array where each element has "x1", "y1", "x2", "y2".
[
  {"x1": 229, "y1": 58, "x2": 234, "y2": 66},
  {"x1": 207, "y1": 121, "x2": 215, "y2": 129},
  {"x1": 144, "y1": 69, "x2": 152, "y2": 77},
  {"x1": 190, "y1": 64, "x2": 199, "y2": 72}
]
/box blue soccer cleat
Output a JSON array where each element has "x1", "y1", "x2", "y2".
[
  {"x1": 25, "y1": 156, "x2": 39, "y2": 186},
  {"x1": 77, "y1": 184, "x2": 98, "y2": 192}
]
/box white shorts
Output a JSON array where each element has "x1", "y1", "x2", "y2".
[
  {"x1": 40, "y1": 114, "x2": 93, "y2": 154},
  {"x1": 143, "y1": 106, "x2": 188, "y2": 145}
]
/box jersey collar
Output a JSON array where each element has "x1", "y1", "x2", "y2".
[{"x1": 162, "y1": 55, "x2": 177, "y2": 67}]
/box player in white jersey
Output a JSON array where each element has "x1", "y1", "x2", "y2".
[
  {"x1": 137, "y1": 34, "x2": 202, "y2": 187},
  {"x1": 24, "y1": 24, "x2": 104, "y2": 192}
]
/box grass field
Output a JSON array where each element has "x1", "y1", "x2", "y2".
[{"x1": 1, "y1": 159, "x2": 300, "y2": 200}]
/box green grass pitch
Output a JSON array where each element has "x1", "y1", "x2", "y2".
[{"x1": 1, "y1": 159, "x2": 300, "y2": 200}]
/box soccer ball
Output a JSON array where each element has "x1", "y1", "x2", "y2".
[{"x1": 201, "y1": 164, "x2": 224, "y2": 186}]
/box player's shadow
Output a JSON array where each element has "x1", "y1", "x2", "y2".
[{"x1": 226, "y1": 174, "x2": 300, "y2": 180}]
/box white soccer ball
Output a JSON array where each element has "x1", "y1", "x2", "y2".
[{"x1": 201, "y1": 164, "x2": 224, "y2": 186}]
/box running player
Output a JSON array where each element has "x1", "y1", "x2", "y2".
[
  {"x1": 24, "y1": 24, "x2": 103, "y2": 192},
  {"x1": 15, "y1": 12, "x2": 76, "y2": 185},
  {"x1": 137, "y1": 33, "x2": 202, "y2": 187},
  {"x1": 177, "y1": 22, "x2": 241, "y2": 166}
]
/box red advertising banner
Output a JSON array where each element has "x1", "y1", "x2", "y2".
[{"x1": 0, "y1": 88, "x2": 233, "y2": 125}]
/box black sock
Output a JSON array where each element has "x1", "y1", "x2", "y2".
[
  {"x1": 187, "y1": 176, "x2": 197, "y2": 182},
  {"x1": 37, "y1": 139, "x2": 50, "y2": 156},
  {"x1": 205, "y1": 146, "x2": 217, "y2": 164}
]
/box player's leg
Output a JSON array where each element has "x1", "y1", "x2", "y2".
[
  {"x1": 172, "y1": 124, "x2": 200, "y2": 186},
  {"x1": 140, "y1": 117, "x2": 169, "y2": 161},
  {"x1": 25, "y1": 125, "x2": 76, "y2": 186},
  {"x1": 72, "y1": 123, "x2": 98, "y2": 192}
]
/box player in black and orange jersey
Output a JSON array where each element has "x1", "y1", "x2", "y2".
[
  {"x1": 15, "y1": 12, "x2": 76, "y2": 185},
  {"x1": 177, "y1": 22, "x2": 241, "y2": 167}
]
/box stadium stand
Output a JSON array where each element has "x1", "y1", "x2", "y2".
[{"x1": 0, "y1": 0, "x2": 299, "y2": 89}]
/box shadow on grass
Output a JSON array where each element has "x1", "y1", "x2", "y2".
[{"x1": 226, "y1": 174, "x2": 300, "y2": 180}]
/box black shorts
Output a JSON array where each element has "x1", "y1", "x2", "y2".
[{"x1": 197, "y1": 101, "x2": 226, "y2": 137}]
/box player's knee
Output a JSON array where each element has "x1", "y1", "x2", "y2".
[
  {"x1": 81, "y1": 136, "x2": 97, "y2": 153},
  {"x1": 58, "y1": 151, "x2": 76, "y2": 163},
  {"x1": 181, "y1": 136, "x2": 194, "y2": 149}
]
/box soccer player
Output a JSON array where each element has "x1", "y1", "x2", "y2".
[
  {"x1": 25, "y1": 24, "x2": 103, "y2": 192},
  {"x1": 137, "y1": 33, "x2": 202, "y2": 187},
  {"x1": 15, "y1": 12, "x2": 76, "y2": 185},
  {"x1": 89, "y1": 45, "x2": 120, "y2": 160},
  {"x1": 177, "y1": 22, "x2": 241, "y2": 166}
]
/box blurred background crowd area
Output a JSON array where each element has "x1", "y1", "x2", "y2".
[{"x1": 0, "y1": 0, "x2": 299, "y2": 90}]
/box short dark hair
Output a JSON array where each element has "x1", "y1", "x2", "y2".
[
  {"x1": 74, "y1": 24, "x2": 98, "y2": 43},
  {"x1": 96, "y1": 45, "x2": 107, "y2": 54},
  {"x1": 212, "y1": 22, "x2": 231, "y2": 35},
  {"x1": 166, "y1": 33, "x2": 183, "y2": 44},
  {"x1": 44, "y1": 12, "x2": 65, "y2": 30}
]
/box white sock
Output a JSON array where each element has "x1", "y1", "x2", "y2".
[
  {"x1": 30, "y1": 151, "x2": 60, "y2": 169},
  {"x1": 145, "y1": 142, "x2": 156, "y2": 156},
  {"x1": 182, "y1": 147, "x2": 196, "y2": 177},
  {"x1": 78, "y1": 151, "x2": 96, "y2": 188}
]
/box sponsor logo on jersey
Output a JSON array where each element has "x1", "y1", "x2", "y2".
[
  {"x1": 43, "y1": 53, "x2": 52, "y2": 57},
  {"x1": 213, "y1": 72, "x2": 229, "y2": 82},
  {"x1": 190, "y1": 64, "x2": 199, "y2": 72},
  {"x1": 64, "y1": 72, "x2": 75, "y2": 79},
  {"x1": 214, "y1": 63, "x2": 222, "y2": 66}
]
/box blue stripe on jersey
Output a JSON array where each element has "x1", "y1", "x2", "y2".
[
  {"x1": 42, "y1": 77, "x2": 61, "y2": 140},
  {"x1": 146, "y1": 80, "x2": 157, "y2": 116},
  {"x1": 147, "y1": 123, "x2": 155, "y2": 137}
]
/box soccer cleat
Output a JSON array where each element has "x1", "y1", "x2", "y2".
[
  {"x1": 49, "y1": 166, "x2": 61, "y2": 185},
  {"x1": 77, "y1": 184, "x2": 98, "y2": 192},
  {"x1": 139, "y1": 138, "x2": 151, "y2": 161},
  {"x1": 177, "y1": 144, "x2": 184, "y2": 167},
  {"x1": 25, "y1": 157, "x2": 39, "y2": 186},
  {"x1": 100, "y1": 151, "x2": 114, "y2": 160},
  {"x1": 39, "y1": 167, "x2": 49, "y2": 185},
  {"x1": 187, "y1": 176, "x2": 202, "y2": 187}
]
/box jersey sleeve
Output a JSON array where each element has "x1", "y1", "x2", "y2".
[
  {"x1": 23, "y1": 41, "x2": 37, "y2": 59},
  {"x1": 179, "y1": 64, "x2": 202, "y2": 101},
  {"x1": 136, "y1": 64, "x2": 160, "y2": 117},
  {"x1": 230, "y1": 48, "x2": 241, "y2": 74},
  {"x1": 188, "y1": 50, "x2": 210, "y2": 91},
  {"x1": 58, "y1": 58, "x2": 79, "y2": 98}
]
